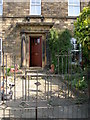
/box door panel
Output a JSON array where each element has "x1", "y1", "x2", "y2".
[{"x1": 29, "y1": 37, "x2": 42, "y2": 67}]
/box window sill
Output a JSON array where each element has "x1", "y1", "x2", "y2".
[
  {"x1": 26, "y1": 15, "x2": 43, "y2": 18},
  {"x1": 66, "y1": 16, "x2": 79, "y2": 19}
]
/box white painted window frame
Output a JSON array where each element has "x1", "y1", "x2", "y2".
[
  {"x1": 30, "y1": 0, "x2": 41, "y2": 15},
  {"x1": 68, "y1": 0, "x2": 80, "y2": 16},
  {"x1": 71, "y1": 38, "x2": 82, "y2": 64},
  {"x1": 0, "y1": 0, "x2": 3, "y2": 15},
  {"x1": 0, "y1": 38, "x2": 2, "y2": 66}
]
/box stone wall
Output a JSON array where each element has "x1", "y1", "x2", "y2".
[
  {"x1": 1, "y1": 1, "x2": 89, "y2": 67},
  {"x1": 42, "y1": 2, "x2": 68, "y2": 17},
  {"x1": 3, "y1": 1, "x2": 88, "y2": 17},
  {"x1": 3, "y1": 2, "x2": 30, "y2": 17},
  {"x1": 3, "y1": 2, "x2": 68, "y2": 17}
]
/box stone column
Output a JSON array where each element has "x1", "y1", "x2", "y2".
[
  {"x1": 46, "y1": 32, "x2": 50, "y2": 66},
  {"x1": 26, "y1": 35, "x2": 28, "y2": 68},
  {"x1": 21, "y1": 33, "x2": 26, "y2": 67}
]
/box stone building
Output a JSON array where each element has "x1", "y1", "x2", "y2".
[{"x1": 0, "y1": 0, "x2": 89, "y2": 68}]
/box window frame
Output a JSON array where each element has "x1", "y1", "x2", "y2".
[
  {"x1": 0, "y1": 0, "x2": 3, "y2": 16},
  {"x1": 0, "y1": 38, "x2": 2, "y2": 66},
  {"x1": 30, "y1": 0, "x2": 41, "y2": 15},
  {"x1": 68, "y1": 0, "x2": 80, "y2": 16},
  {"x1": 71, "y1": 38, "x2": 82, "y2": 64}
]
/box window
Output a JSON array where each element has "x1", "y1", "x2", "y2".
[
  {"x1": 30, "y1": 0, "x2": 41, "y2": 15},
  {"x1": 68, "y1": 0, "x2": 80, "y2": 16},
  {"x1": 71, "y1": 38, "x2": 82, "y2": 64},
  {"x1": 0, "y1": 0, "x2": 3, "y2": 15},
  {"x1": 0, "y1": 38, "x2": 2, "y2": 66}
]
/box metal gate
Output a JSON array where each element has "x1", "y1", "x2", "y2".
[{"x1": 0, "y1": 52, "x2": 89, "y2": 119}]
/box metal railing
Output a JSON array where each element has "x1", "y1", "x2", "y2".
[{"x1": 0, "y1": 52, "x2": 89, "y2": 119}]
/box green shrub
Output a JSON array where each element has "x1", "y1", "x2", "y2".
[
  {"x1": 65, "y1": 72, "x2": 88, "y2": 90},
  {"x1": 71, "y1": 75, "x2": 87, "y2": 90},
  {"x1": 48, "y1": 28, "x2": 72, "y2": 73}
]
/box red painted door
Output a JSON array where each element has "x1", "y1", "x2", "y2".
[{"x1": 29, "y1": 37, "x2": 42, "y2": 67}]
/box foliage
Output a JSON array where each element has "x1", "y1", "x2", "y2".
[
  {"x1": 5, "y1": 68, "x2": 10, "y2": 76},
  {"x1": 48, "y1": 28, "x2": 59, "y2": 71},
  {"x1": 71, "y1": 64, "x2": 82, "y2": 73},
  {"x1": 71, "y1": 75, "x2": 88, "y2": 90},
  {"x1": 65, "y1": 72, "x2": 88, "y2": 90},
  {"x1": 7, "y1": 68, "x2": 10, "y2": 73},
  {"x1": 11, "y1": 66, "x2": 14, "y2": 68},
  {"x1": 58, "y1": 29, "x2": 72, "y2": 53},
  {"x1": 48, "y1": 28, "x2": 72, "y2": 73},
  {"x1": 74, "y1": 6, "x2": 90, "y2": 66}
]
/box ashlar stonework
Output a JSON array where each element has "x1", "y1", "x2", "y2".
[{"x1": 1, "y1": 1, "x2": 89, "y2": 68}]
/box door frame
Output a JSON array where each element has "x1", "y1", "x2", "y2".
[{"x1": 29, "y1": 36, "x2": 42, "y2": 67}]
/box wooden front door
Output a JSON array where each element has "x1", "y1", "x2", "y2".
[{"x1": 29, "y1": 37, "x2": 42, "y2": 67}]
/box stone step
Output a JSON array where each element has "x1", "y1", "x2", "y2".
[{"x1": 25, "y1": 67, "x2": 44, "y2": 73}]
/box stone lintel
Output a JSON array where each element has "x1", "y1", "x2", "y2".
[
  {"x1": 16, "y1": 22, "x2": 54, "y2": 27},
  {"x1": 20, "y1": 30, "x2": 49, "y2": 34}
]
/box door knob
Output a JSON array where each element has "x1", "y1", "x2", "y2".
[{"x1": 35, "y1": 53, "x2": 38, "y2": 55}]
